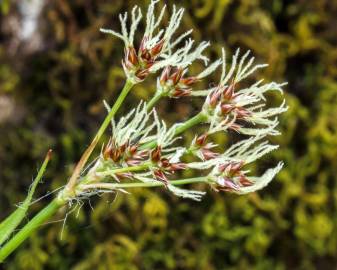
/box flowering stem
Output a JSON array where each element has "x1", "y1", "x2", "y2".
[
  {"x1": 147, "y1": 92, "x2": 164, "y2": 111},
  {"x1": 0, "y1": 81, "x2": 135, "y2": 262},
  {"x1": 66, "y1": 80, "x2": 134, "y2": 193},
  {"x1": 82, "y1": 176, "x2": 207, "y2": 190},
  {"x1": 0, "y1": 198, "x2": 66, "y2": 263}
]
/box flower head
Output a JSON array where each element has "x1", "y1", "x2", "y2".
[
  {"x1": 100, "y1": 0, "x2": 210, "y2": 83},
  {"x1": 188, "y1": 133, "x2": 283, "y2": 194},
  {"x1": 198, "y1": 49, "x2": 288, "y2": 136}
]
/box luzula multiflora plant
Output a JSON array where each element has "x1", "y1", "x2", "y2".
[{"x1": 0, "y1": 0, "x2": 288, "y2": 262}]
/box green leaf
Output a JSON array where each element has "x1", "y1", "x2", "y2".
[{"x1": 0, "y1": 150, "x2": 52, "y2": 246}]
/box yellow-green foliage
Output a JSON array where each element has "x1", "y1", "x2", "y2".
[{"x1": 0, "y1": 0, "x2": 336, "y2": 269}]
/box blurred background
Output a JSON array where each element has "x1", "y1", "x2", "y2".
[{"x1": 0, "y1": 0, "x2": 336, "y2": 269}]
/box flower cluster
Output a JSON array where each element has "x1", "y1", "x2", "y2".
[
  {"x1": 79, "y1": 102, "x2": 205, "y2": 200},
  {"x1": 73, "y1": 1, "x2": 288, "y2": 202},
  {"x1": 188, "y1": 133, "x2": 284, "y2": 194},
  {"x1": 200, "y1": 49, "x2": 288, "y2": 136},
  {"x1": 101, "y1": 0, "x2": 211, "y2": 83}
]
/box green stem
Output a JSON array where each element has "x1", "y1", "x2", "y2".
[
  {"x1": 66, "y1": 80, "x2": 134, "y2": 192},
  {"x1": 139, "y1": 112, "x2": 207, "y2": 150},
  {"x1": 0, "y1": 198, "x2": 66, "y2": 263},
  {"x1": 174, "y1": 112, "x2": 207, "y2": 135},
  {"x1": 147, "y1": 92, "x2": 164, "y2": 111},
  {"x1": 82, "y1": 177, "x2": 207, "y2": 190}
]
